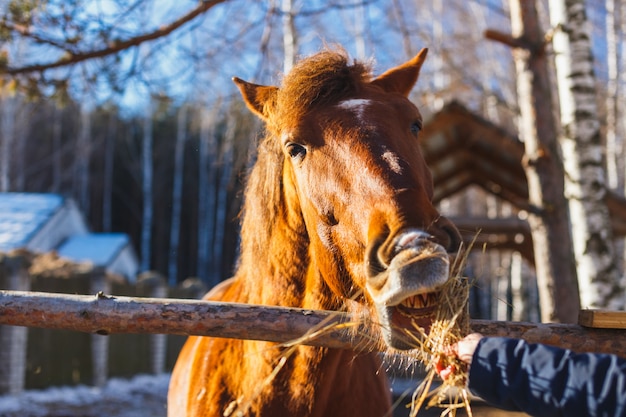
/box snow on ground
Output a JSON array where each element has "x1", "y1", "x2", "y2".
[{"x1": 0, "y1": 374, "x2": 170, "y2": 417}]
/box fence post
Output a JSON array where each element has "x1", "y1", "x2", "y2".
[
  {"x1": 137, "y1": 271, "x2": 167, "y2": 374},
  {"x1": 89, "y1": 266, "x2": 110, "y2": 387},
  {"x1": 0, "y1": 251, "x2": 31, "y2": 394}
]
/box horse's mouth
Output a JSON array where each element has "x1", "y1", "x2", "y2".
[
  {"x1": 394, "y1": 292, "x2": 439, "y2": 323},
  {"x1": 365, "y1": 230, "x2": 451, "y2": 350},
  {"x1": 379, "y1": 290, "x2": 441, "y2": 350}
]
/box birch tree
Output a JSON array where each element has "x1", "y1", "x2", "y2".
[
  {"x1": 211, "y1": 114, "x2": 236, "y2": 286},
  {"x1": 549, "y1": 0, "x2": 625, "y2": 309},
  {"x1": 342, "y1": 0, "x2": 367, "y2": 61},
  {"x1": 621, "y1": 0, "x2": 626, "y2": 193},
  {"x1": 102, "y1": 114, "x2": 116, "y2": 232},
  {"x1": 605, "y1": 0, "x2": 621, "y2": 191},
  {"x1": 74, "y1": 104, "x2": 92, "y2": 213},
  {"x1": 282, "y1": 0, "x2": 297, "y2": 73},
  {"x1": 604, "y1": 0, "x2": 625, "y2": 281},
  {"x1": 0, "y1": 96, "x2": 16, "y2": 192},
  {"x1": 197, "y1": 106, "x2": 219, "y2": 284},
  {"x1": 431, "y1": 0, "x2": 445, "y2": 110}
]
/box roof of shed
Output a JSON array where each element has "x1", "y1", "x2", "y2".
[
  {"x1": 421, "y1": 101, "x2": 528, "y2": 208},
  {"x1": 0, "y1": 193, "x2": 65, "y2": 251},
  {"x1": 57, "y1": 233, "x2": 132, "y2": 266},
  {"x1": 420, "y1": 101, "x2": 626, "y2": 260}
]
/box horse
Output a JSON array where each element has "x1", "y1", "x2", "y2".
[{"x1": 168, "y1": 47, "x2": 461, "y2": 417}]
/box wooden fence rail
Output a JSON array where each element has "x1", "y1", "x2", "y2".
[{"x1": 1, "y1": 290, "x2": 625, "y2": 357}]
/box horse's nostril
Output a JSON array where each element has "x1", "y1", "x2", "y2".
[
  {"x1": 367, "y1": 229, "x2": 432, "y2": 278},
  {"x1": 443, "y1": 225, "x2": 462, "y2": 253},
  {"x1": 366, "y1": 236, "x2": 388, "y2": 277},
  {"x1": 428, "y1": 216, "x2": 461, "y2": 254}
]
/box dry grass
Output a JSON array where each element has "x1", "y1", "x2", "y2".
[
  {"x1": 400, "y1": 247, "x2": 473, "y2": 417},
  {"x1": 404, "y1": 276, "x2": 472, "y2": 417}
]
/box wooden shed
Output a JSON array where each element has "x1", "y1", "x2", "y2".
[
  {"x1": 0, "y1": 193, "x2": 88, "y2": 252},
  {"x1": 422, "y1": 101, "x2": 626, "y2": 263}
]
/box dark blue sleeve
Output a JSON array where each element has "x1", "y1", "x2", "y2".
[{"x1": 467, "y1": 337, "x2": 626, "y2": 417}]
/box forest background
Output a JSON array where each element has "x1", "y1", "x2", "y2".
[{"x1": 0, "y1": 0, "x2": 623, "y2": 323}]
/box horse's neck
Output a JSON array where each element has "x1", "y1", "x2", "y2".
[
  {"x1": 237, "y1": 217, "x2": 342, "y2": 310},
  {"x1": 230, "y1": 247, "x2": 389, "y2": 415}
]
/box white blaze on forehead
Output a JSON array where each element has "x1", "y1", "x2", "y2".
[{"x1": 337, "y1": 98, "x2": 372, "y2": 121}]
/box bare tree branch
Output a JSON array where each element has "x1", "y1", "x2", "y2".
[
  {"x1": 0, "y1": 19, "x2": 71, "y2": 51},
  {"x1": 2, "y1": 0, "x2": 228, "y2": 76}
]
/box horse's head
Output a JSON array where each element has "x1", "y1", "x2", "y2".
[{"x1": 233, "y1": 48, "x2": 460, "y2": 350}]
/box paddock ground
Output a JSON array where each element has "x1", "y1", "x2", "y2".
[{"x1": 0, "y1": 374, "x2": 528, "y2": 417}]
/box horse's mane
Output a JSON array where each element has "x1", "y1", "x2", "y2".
[{"x1": 237, "y1": 49, "x2": 372, "y2": 287}]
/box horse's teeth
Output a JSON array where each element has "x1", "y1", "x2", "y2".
[{"x1": 402, "y1": 293, "x2": 431, "y2": 309}]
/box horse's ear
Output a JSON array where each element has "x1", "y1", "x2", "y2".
[
  {"x1": 371, "y1": 48, "x2": 428, "y2": 97},
  {"x1": 232, "y1": 77, "x2": 278, "y2": 120}
]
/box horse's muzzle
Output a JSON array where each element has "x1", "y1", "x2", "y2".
[{"x1": 365, "y1": 228, "x2": 451, "y2": 350}]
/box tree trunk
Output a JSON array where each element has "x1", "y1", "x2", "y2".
[
  {"x1": 74, "y1": 104, "x2": 91, "y2": 213},
  {"x1": 102, "y1": 115, "x2": 116, "y2": 232},
  {"x1": 621, "y1": 0, "x2": 626, "y2": 197},
  {"x1": 141, "y1": 108, "x2": 154, "y2": 272},
  {"x1": 347, "y1": 0, "x2": 367, "y2": 61},
  {"x1": 431, "y1": 0, "x2": 445, "y2": 110},
  {"x1": 605, "y1": 0, "x2": 625, "y2": 282},
  {"x1": 487, "y1": 0, "x2": 580, "y2": 322},
  {"x1": 197, "y1": 106, "x2": 218, "y2": 283},
  {"x1": 0, "y1": 97, "x2": 16, "y2": 192},
  {"x1": 605, "y1": 0, "x2": 621, "y2": 190},
  {"x1": 514, "y1": 0, "x2": 580, "y2": 322},
  {"x1": 390, "y1": 0, "x2": 414, "y2": 59},
  {"x1": 168, "y1": 106, "x2": 188, "y2": 286},
  {"x1": 51, "y1": 105, "x2": 63, "y2": 193},
  {"x1": 549, "y1": 0, "x2": 624, "y2": 309},
  {"x1": 281, "y1": 0, "x2": 297, "y2": 73},
  {"x1": 211, "y1": 116, "x2": 235, "y2": 286}
]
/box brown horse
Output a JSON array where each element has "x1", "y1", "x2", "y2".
[{"x1": 168, "y1": 48, "x2": 460, "y2": 417}]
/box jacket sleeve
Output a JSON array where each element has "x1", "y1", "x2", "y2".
[{"x1": 467, "y1": 337, "x2": 626, "y2": 417}]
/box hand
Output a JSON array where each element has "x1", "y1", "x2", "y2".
[
  {"x1": 455, "y1": 333, "x2": 483, "y2": 365},
  {"x1": 435, "y1": 333, "x2": 484, "y2": 381}
]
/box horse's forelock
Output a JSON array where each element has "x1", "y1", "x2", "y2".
[{"x1": 274, "y1": 49, "x2": 372, "y2": 128}]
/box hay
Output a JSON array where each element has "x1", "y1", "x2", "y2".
[{"x1": 402, "y1": 248, "x2": 474, "y2": 417}]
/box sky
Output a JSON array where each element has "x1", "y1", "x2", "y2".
[{"x1": 0, "y1": 0, "x2": 614, "y2": 115}]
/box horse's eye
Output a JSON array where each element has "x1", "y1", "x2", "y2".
[
  {"x1": 286, "y1": 142, "x2": 307, "y2": 160},
  {"x1": 410, "y1": 121, "x2": 422, "y2": 136}
]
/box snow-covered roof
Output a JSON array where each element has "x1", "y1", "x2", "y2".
[
  {"x1": 0, "y1": 193, "x2": 65, "y2": 251},
  {"x1": 57, "y1": 233, "x2": 139, "y2": 282},
  {"x1": 57, "y1": 234, "x2": 130, "y2": 266},
  {"x1": 57, "y1": 233, "x2": 139, "y2": 280}
]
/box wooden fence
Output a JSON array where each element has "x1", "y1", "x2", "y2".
[
  {"x1": 1, "y1": 250, "x2": 625, "y2": 396},
  {"x1": 0, "y1": 251, "x2": 205, "y2": 394}
]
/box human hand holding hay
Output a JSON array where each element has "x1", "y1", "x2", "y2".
[{"x1": 435, "y1": 333, "x2": 484, "y2": 382}]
